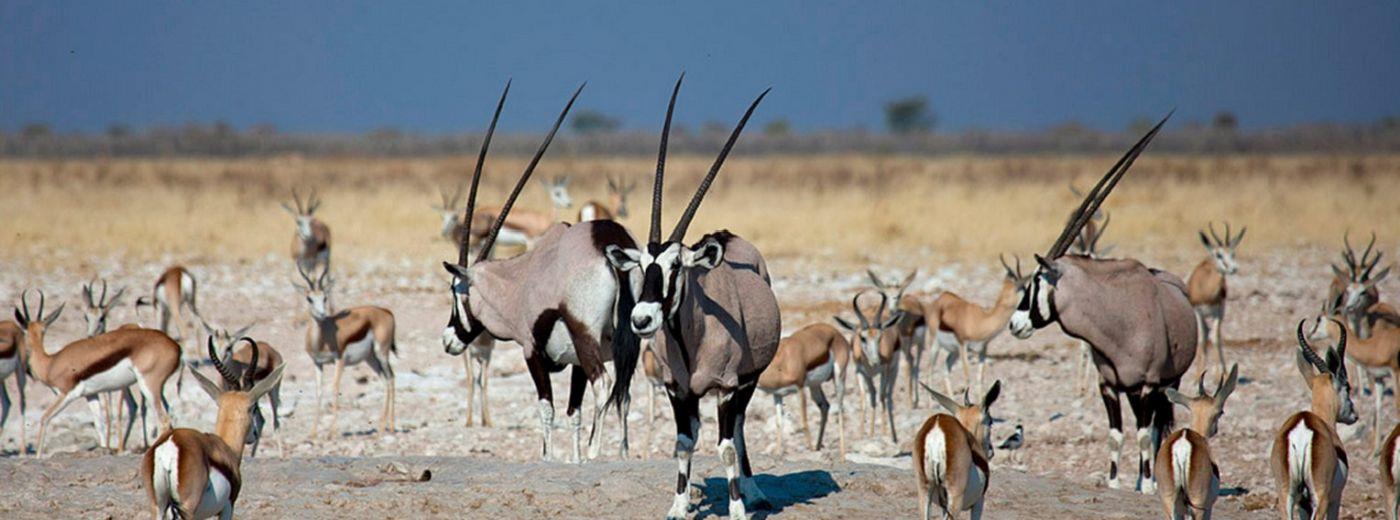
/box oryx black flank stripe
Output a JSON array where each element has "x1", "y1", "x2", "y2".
[
  {"x1": 530, "y1": 308, "x2": 567, "y2": 373},
  {"x1": 559, "y1": 304, "x2": 605, "y2": 379},
  {"x1": 588, "y1": 220, "x2": 637, "y2": 254}
]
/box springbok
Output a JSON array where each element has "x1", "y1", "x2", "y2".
[
  {"x1": 0, "y1": 319, "x2": 25, "y2": 453},
  {"x1": 578, "y1": 175, "x2": 636, "y2": 222},
  {"x1": 440, "y1": 81, "x2": 640, "y2": 463},
  {"x1": 466, "y1": 175, "x2": 575, "y2": 254},
  {"x1": 14, "y1": 290, "x2": 182, "y2": 457},
  {"x1": 1067, "y1": 210, "x2": 1113, "y2": 396},
  {"x1": 1008, "y1": 114, "x2": 1197, "y2": 494},
  {"x1": 433, "y1": 184, "x2": 470, "y2": 246},
  {"x1": 79, "y1": 278, "x2": 149, "y2": 451},
  {"x1": 868, "y1": 270, "x2": 927, "y2": 405},
  {"x1": 604, "y1": 76, "x2": 777, "y2": 519},
  {"x1": 1307, "y1": 303, "x2": 1400, "y2": 454},
  {"x1": 143, "y1": 339, "x2": 283, "y2": 519},
  {"x1": 283, "y1": 189, "x2": 331, "y2": 276},
  {"x1": 1155, "y1": 364, "x2": 1238, "y2": 520},
  {"x1": 212, "y1": 332, "x2": 283, "y2": 457},
  {"x1": 296, "y1": 266, "x2": 397, "y2": 439},
  {"x1": 1271, "y1": 320, "x2": 1357, "y2": 520},
  {"x1": 913, "y1": 381, "x2": 1001, "y2": 520},
  {"x1": 1381, "y1": 422, "x2": 1400, "y2": 520},
  {"x1": 1187, "y1": 222, "x2": 1245, "y2": 382},
  {"x1": 136, "y1": 266, "x2": 199, "y2": 348},
  {"x1": 757, "y1": 323, "x2": 850, "y2": 457},
  {"x1": 833, "y1": 291, "x2": 904, "y2": 444},
  {"x1": 925, "y1": 255, "x2": 1031, "y2": 395},
  {"x1": 80, "y1": 278, "x2": 127, "y2": 338},
  {"x1": 1330, "y1": 231, "x2": 1397, "y2": 333}
]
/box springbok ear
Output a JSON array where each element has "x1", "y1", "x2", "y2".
[
  {"x1": 1164, "y1": 388, "x2": 1192, "y2": 409},
  {"x1": 42, "y1": 304, "x2": 64, "y2": 326},
  {"x1": 685, "y1": 239, "x2": 725, "y2": 270},
  {"x1": 1366, "y1": 266, "x2": 1393, "y2": 288},
  {"x1": 866, "y1": 269, "x2": 885, "y2": 288},
  {"x1": 1330, "y1": 264, "x2": 1347, "y2": 280},
  {"x1": 832, "y1": 316, "x2": 857, "y2": 331},
  {"x1": 604, "y1": 245, "x2": 641, "y2": 271},
  {"x1": 189, "y1": 367, "x2": 224, "y2": 403},
  {"x1": 1198, "y1": 231, "x2": 1213, "y2": 249},
  {"x1": 442, "y1": 262, "x2": 472, "y2": 280},
  {"x1": 1215, "y1": 364, "x2": 1239, "y2": 407},
  {"x1": 250, "y1": 363, "x2": 287, "y2": 402},
  {"x1": 280, "y1": 202, "x2": 296, "y2": 215},
  {"x1": 982, "y1": 380, "x2": 1001, "y2": 409},
  {"x1": 878, "y1": 311, "x2": 903, "y2": 330},
  {"x1": 13, "y1": 308, "x2": 27, "y2": 329},
  {"x1": 922, "y1": 382, "x2": 962, "y2": 415}
]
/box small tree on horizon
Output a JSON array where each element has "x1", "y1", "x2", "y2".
[
  {"x1": 571, "y1": 109, "x2": 621, "y2": 134},
  {"x1": 883, "y1": 95, "x2": 934, "y2": 134}
]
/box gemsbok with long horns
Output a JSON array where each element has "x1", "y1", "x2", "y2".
[
  {"x1": 135, "y1": 266, "x2": 199, "y2": 348},
  {"x1": 834, "y1": 291, "x2": 904, "y2": 444},
  {"x1": 603, "y1": 76, "x2": 777, "y2": 519},
  {"x1": 578, "y1": 175, "x2": 635, "y2": 222},
  {"x1": 283, "y1": 189, "x2": 331, "y2": 276},
  {"x1": 925, "y1": 255, "x2": 1031, "y2": 395},
  {"x1": 1187, "y1": 222, "x2": 1245, "y2": 381},
  {"x1": 913, "y1": 381, "x2": 1001, "y2": 520},
  {"x1": 142, "y1": 338, "x2": 284, "y2": 519},
  {"x1": 15, "y1": 290, "x2": 182, "y2": 457},
  {"x1": 1008, "y1": 114, "x2": 1197, "y2": 494},
  {"x1": 1155, "y1": 364, "x2": 1238, "y2": 520},
  {"x1": 296, "y1": 265, "x2": 397, "y2": 439},
  {"x1": 439, "y1": 80, "x2": 640, "y2": 463},
  {"x1": 1271, "y1": 320, "x2": 1357, "y2": 520},
  {"x1": 757, "y1": 323, "x2": 850, "y2": 457}
]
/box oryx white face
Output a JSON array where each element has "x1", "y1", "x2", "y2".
[
  {"x1": 1010, "y1": 267, "x2": 1056, "y2": 339},
  {"x1": 544, "y1": 177, "x2": 573, "y2": 209},
  {"x1": 440, "y1": 262, "x2": 487, "y2": 355},
  {"x1": 605, "y1": 238, "x2": 725, "y2": 338}
]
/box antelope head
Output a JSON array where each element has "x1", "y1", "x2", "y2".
[
  {"x1": 1164, "y1": 364, "x2": 1238, "y2": 437},
  {"x1": 281, "y1": 188, "x2": 323, "y2": 239},
  {"x1": 604, "y1": 74, "x2": 769, "y2": 337},
  {"x1": 13, "y1": 289, "x2": 65, "y2": 345},
  {"x1": 867, "y1": 269, "x2": 918, "y2": 306},
  {"x1": 80, "y1": 278, "x2": 126, "y2": 337},
  {"x1": 541, "y1": 175, "x2": 573, "y2": 209},
  {"x1": 434, "y1": 184, "x2": 466, "y2": 238},
  {"x1": 191, "y1": 336, "x2": 284, "y2": 449},
  {"x1": 1295, "y1": 318, "x2": 1357, "y2": 425},
  {"x1": 923, "y1": 380, "x2": 1002, "y2": 459},
  {"x1": 441, "y1": 81, "x2": 581, "y2": 354},
  {"x1": 1198, "y1": 221, "x2": 1245, "y2": 275},
  {"x1": 607, "y1": 176, "x2": 635, "y2": 218},
  {"x1": 198, "y1": 314, "x2": 257, "y2": 360},
  {"x1": 833, "y1": 291, "x2": 903, "y2": 362},
  {"x1": 1010, "y1": 113, "x2": 1170, "y2": 340},
  {"x1": 1334, "y1": 231, "x2": 1390, "y2": 315},
  {"x1": 998, "y1": 254, "x2": 1034, "y2": 302},
  {"x1": 295, "y1": 265, "x2": 334, "y2": 320}
]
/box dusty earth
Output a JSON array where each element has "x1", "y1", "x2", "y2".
[{"x1": 0, "y1": 245, "x2": 1394, "y2": 518}]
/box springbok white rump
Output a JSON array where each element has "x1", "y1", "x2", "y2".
[
  {"x1": 578, "y1": 175, "x2": 635, "y2": 222},
  {"x1": 1270, "y1": 321, "x2": 1356, "y2": 520},
  {"x1": 1154, "y1": 364, "x2": 1238, "y2": 519},
  {"x1": 913, "y1": 381, "x2": 1001, "y2": 520}
]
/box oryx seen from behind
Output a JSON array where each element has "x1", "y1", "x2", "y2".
[
  {"x1": 603, "y1": 76, "x2": 777, "y2": 519},
  {"x1": 757, "y1": 323, "x2": 850, "y2": 457},
  {"x1": 283, "y1": 189, "x2": 331, "y2": 276},
  {"x1": 1187, "y1": 222, "x2": 1246, "y2": 382},
  {"x1": 440, "y1": 81, "x2": 640, "y2": 463},
  {"x1": 1008, "y1": 114, "x2": 1197, "y2": 494},
  {"x1": 1271, "y1": 320, "x2": 1356, "y2": 520}
]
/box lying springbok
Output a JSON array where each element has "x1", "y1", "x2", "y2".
[
  {"x1": 1308, "y1": 303, "x2": 1400, "y2": 454},
  {"x1": 143, "y1": 339, "x2": 283, "y2": 519},
  {"x1": 578, "y1": 175, "x2": 635, "y2": 221},
  {"x1": 135, "y1": 266, "x2": 199, "y2": 347},
  {"x1": 925, "y1": 255, "x2": 1031, "y2": 395},
  {"x1": 1187, "y1": 222, "x2": 1245, "y2": 381},
  {"x1": 603, "y1": 76, "x2": 777, "y2": 519},
  {"x1": 913, "y1": 381, "x2": 1001, "y2": 520},
  {"x1": 834, "y1": 291, "x2": 904, "y2": 444},
  {"x1": 440, "y1": 81, "x2": 640, "y2": 463},
  {"x1": 1271, "y1": 320, "x2": 1357, "y2": 520},
  {"x1": 14, "y1": 290, "x2": 182, "y2": 457},
  {"x1": 868, "y1": 270, "x2": 927, "y2": 405},
  {"x1": 283, "y1": 189, "x2": 331, "y2": 276},
  {"x1": 1009, "y1": 114, "x2": 1197, "y2": 494},
  {"x1": 1155, "y1": 364, "x2": 1238, "y2": 520},
  {"x1": 215, "y1": 334, "x2": 283, "y2": 457},
  {"x1": 466, "y1": 175, "x2": 575, "y2": 254},
  {"x1": 0, "y1": 319, "x2": 26, "y2": 452},
  {"x1": 757, "y1": 323, "x2": 850, "y2": 457},
  {"x1": 296, "y1": 266, "x2": 397, "y2": 439},
  {"x1": 1067, "y1": 210, "x2": 1113, "y2": 396},
  {"x1": 1382, "y1": 422, "x2": 1400, "y2": 520}
]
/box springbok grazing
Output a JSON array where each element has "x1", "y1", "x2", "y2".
[
  {"x1": 441, "y1": 81, "x2": 640, "y2": 463},
  {"x1": 14, "y1": 290, "x2": 182, "y2": 457},
  {"x1": 1307, "y1": 303, "x2": 1400, "y2": 454},
  {"x1": 143, "y1": 338, "x2": 283, "y2": 519},
  {"x1": 0, "y1": 319, "x2": 26, "y2": 452},
  {"x1": 1381, "y1": 422, "x2": 1400, "y2": 520},
  {"x1": 433, "y1": 184, "x2": 470, "y2": 245},
  {"x1": 868, "y1": 270, "x2": 927, "y2": 405},
  {"x1": 135, "y1": 266, "x2": 199, "y2": 348},
  {"x1": 1067, "y1": 211, "x2": 1113, "y2": 396},
  {"x1": 925, "y1": 255, "x2": 1031, "y2": 396},
  {"x1": 466, "y1": 174, "x2": 575, "y2": 254},
  {"x1": 913, "y1": 381, "x2": 1001, "y2": 520},
  {"x1": 282, "y1": 189, "x2": 331, "y2": 276},
  {"x1": 578, "y1": 175, "x2": 635, "y2": 222},
  {"x1": 603, "y1": 76, "x2": 777, "y2": 519},
  {"x1": 296, "y1": 266, "x2": 397, "y2": 439},
  {"x1": 1271, "y1": 320, "x2": 1357, "y2": 520},
  {"x1": 1155, "y1": 364, "x2": 1238, "y2": 520},
  {"x1": 213, "y1": 333, "x2": 283, "y2": 457},
  {"x1": 833, "y1": 291, "x2": 904, "y2": 444},
  {"x1": 1187, "y1": 222, "x2": 1245, "y2": 381},
  {"x1": 757, "y1": 323, "x2": 850, "y2": 457},
  {"x1": 1009, "y1": 114, "x2": 1197, "y2": 494}
]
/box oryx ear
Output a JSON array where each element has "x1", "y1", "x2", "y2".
[
  {"x1": 1198, "y1": 231, "x2": 1213, "y2": 249},
  {"x1": 685, "y1": 238, "x2": 725, "y2": 270},
  {"x1": 1163, "y1": 388, "x2": 1191, "y2": 409},
  {"x1": 1033, "y1": 254, "x2": 1060, "y2": 284},
  {"x1": 603, "y1": 245, "x2": 641, "y2": 271},
  {"x1": 442, "y1": 262, "x2": 472, "y2": 280},
  {"x1": 190, "y1": 367, "x2": 224, "y2": 402},
  {"x1": 982, "y1": 380, "x2": 1001, "y2": 409},
  {"x1": 832, "y1": 316, "x2": 857, "y2": 331}
]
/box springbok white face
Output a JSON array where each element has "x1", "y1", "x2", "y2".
[
  {"x1": 1297, "y1": 318, "x2": 1358, "y2": 425},
  {"x1": 542, "y1": 176, "x2": 573, "y2": 209},
  {"x1": 607, "y1": 177, "x2": 634, "y2": 218},
  {"x1": 1343, "y1": 267, "x2": 1390, "y2": 314},
  {"x1": 80, "y1": 279, "x2": 125, "y2": 337},
  {"x1": 282, "y1": 189, "x2": 322, "y2": 239},
  {"x1": 832, "y1": 293, "x2": 902, "y2": 361},
  {"x1": 295, "y1": 268, "x2": 333, "y2": 320},
  {"x1": 1010, "y1": 256, "x2": 1058, "y2": 339},
  {"x1": 605, "y1": 238, "x2": 725, "y2": 337},
  {"x1": 434, "y1": 185, "x2": 466, "y2": 238},
  {"x1": 1198, "y1": 222, "x2": 1244, "y2": 275}
]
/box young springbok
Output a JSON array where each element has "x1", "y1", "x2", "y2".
[
  {"x1": 833, "y1": 291, "x2": 904, "y2": 444},
  {"x1": 577, "y1": 175, "x2": 635, "y2": 222},
  {"x1": 913, "y1": 381, "x2": 1001, "y2": 520},
  {"x1": 925, "y1": 255, "x2": 1031, "y2": 395},
  {"x1": 296, "y1": 266, "x2": 397, "y2": 439},
  {"x1": 135, "y1": 266, "x2": 199, "y2": 348},
  {"x1": 1155, "y1": 364, "x2": 1238, "y2": 519},
  {"x1": 757, "y1": 323, "x2": 851, "y2": 457},
  {"x1": 283, "y1": 189, "x2": 331, "y2": 276},
  {"x1": 1270, "y1": 319, "x2": 1357, "y2": 520},
  {"x1": 0, "y1": 319, "x2": 26, "y2": 453},
  {"x1": 1381, "y1": 422, "x2": 1400, "y2": 520},
  {"x1": 1187, "y1": 222, "x2": 1245, "y2": 381},
  {"x1": 143, "y1": 339, "x2": 283, "y2": 519},
  {"x1": 868, "y1": 270, "x2": 927, "y2": 405},
  {"x1": 15, "y1": 290, "x2": 182, "y2": 457}
]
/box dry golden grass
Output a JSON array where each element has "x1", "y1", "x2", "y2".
[{"x1": 3, "y1": 153, "x2": 1397, "y2": 266}]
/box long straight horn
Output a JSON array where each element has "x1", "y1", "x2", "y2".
[
  {"x1": 668, "y1": 87, "x2": 770, "y2": 244},
  {"x1": 476, "y1": 82, "x2": 585, "y2": 263},
  {"x1": 650, "y1": 73, "x2": 684, "y2": 245},
  {"x1": 1047, "y1": 112, "x2": 1171, "y2": 258},
  {"x1": 459, "y1": 79, "x2": 511, "y2": 265}
]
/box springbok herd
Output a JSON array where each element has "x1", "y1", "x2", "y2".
[{"x1": 1, "y1": 78, "x2": 1397, "y2": 520}]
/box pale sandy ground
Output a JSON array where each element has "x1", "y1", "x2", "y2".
[{"x1": 0, "y1": 245, "x2": 1394, "y2": 518}]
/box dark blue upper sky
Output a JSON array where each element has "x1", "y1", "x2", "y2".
[{"x1": 3, "y1": 1, "x2": 1398, "y2": 133}]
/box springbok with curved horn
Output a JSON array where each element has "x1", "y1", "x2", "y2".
[
  {"x1": 913, "y1": 381, "x2": 1001, "y2": 520},
  {"x1": 833, "y1": 291, "x2": 904, "y2": 444},
  {"x1": 143, "y1": 338, "x2": 284, "y2": 519},
  {"x1": 1008, "y1": 114, "x2": 1196, "y2": 494},
  {"x1": 578, "y1": 175, "x2": 635, "y2": 222},
  {"x1": 1271, "y1": 320, "x2": 1356, "y2": 520},
  {"x1": 868, "y1": 270, "x2": 927, "y2": 405},
  {"x1": 135, "y1": 266, "x2": 199, "y2": 349},
  {"x1": 603, "y1": 76, "x2": 777, "y2": 519},
  {"x1": 14, "y1": 290, "x2": 182, "y2": 457},
  {"x1": 1155, "y1": 364, "x2": 1238, "y2": 520},
  {"x1": 209, "y1": 329, "x2": 283, "y2": 457},
  {"x1": 283, "y1": 189, "x2": 331, "y2": 276},
  {"x1": 1307, "y1": 303, "x2": 1400, "y2": 455},
  {"x1": 1187, "y1": 222, "x2": 1246, "y2": 381},
  {"x1": 466, "y1": 175, "x2": 575, "y2": 254},
  {"x1": 0, "y1": 319, "x2": 26, "y2": 453},
  {"x1": 925, "y1": 255, "x2": 1031, "y2": 395},
  {"x1": 1333, "y1": 232, "x2": 1397, "y2": 334},
  {"x1": 296, "y1": 265, "x2": 397, "y2": 439},
  {"x1": 440, "y1": 80, "x2": 641, "y2": 463},
  {"x1": 757, "y1": 323, "x2": 850, "y2": 457}
]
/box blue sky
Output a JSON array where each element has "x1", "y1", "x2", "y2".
[{"x1": 3, "y1": 1, "x2": 1397, "y2": 133}]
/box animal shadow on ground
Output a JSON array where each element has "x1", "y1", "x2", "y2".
[{"x1": 696, "y1": 470, "x2": 840, "y2": 519}]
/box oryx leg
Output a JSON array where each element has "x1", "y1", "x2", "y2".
[
  {"x1": 1099, "y1": 383, "x2": 1125, "y2": 490},
  {"x1": 1126, "y1": 391, "x2": 1159, "y2": 494},
  {"x1": 809, "y1": 382, "x2": 832, "y2": 452},
  {"x1": 565, "y1": 366, "x2": 587, "y2": 464},
  {"x1": 725, "y1": 379, "x2": 768, "y2": 514},
  {"x1": 667, "y1": 391, "x2": 701, "y2": 520},
  {"x1": 525, "y1": 353, "x2": 556, "y2": 461}
]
